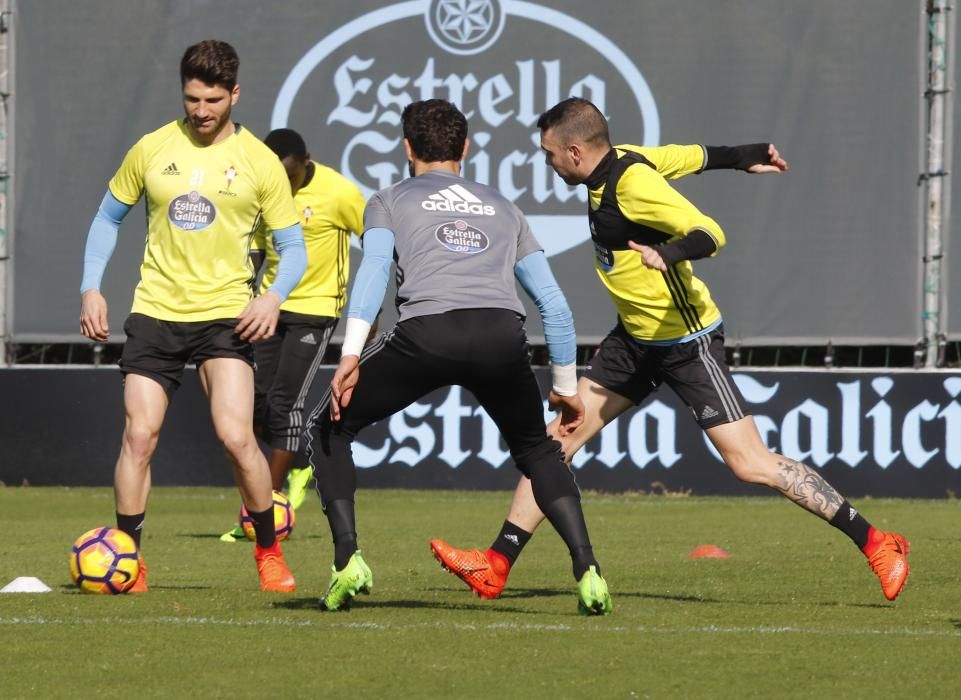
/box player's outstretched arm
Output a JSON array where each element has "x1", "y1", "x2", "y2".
[{"x1": 704, "y1": 143, "x2": 789, "y2": 174}]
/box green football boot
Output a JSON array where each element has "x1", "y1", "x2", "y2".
[
  {"x1": 320, "y1": 551, "x2": 373, "y2": 611},
  {"x1": 219, "y1": 524, "x2": 246, "y2": 543},
  {"x1": 576, "y1": 565, "x2": 612, "y2": 616},
  {"x1": 284, "y1": 466, "x2": 314, "y2": 511}
]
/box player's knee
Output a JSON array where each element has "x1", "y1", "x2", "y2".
[
  {"x1": 122, "y1": 423, "x2": 160, "y2": 459},
  {"x1": 217, "y1": 428, "x2": 256, "y2": 459},
  {"x1": 722, "y1": 446, "x2": 777, "y2": 486}
]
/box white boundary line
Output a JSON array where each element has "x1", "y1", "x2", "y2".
[{"x1": 0, "y1": 616, "x2": 958, "y2": 637}]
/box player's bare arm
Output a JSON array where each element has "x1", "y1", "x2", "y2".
[{"x1": 79, "y1": 289, "x2": 110, "y2": 342}]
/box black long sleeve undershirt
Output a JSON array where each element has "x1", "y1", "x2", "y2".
[
  {"x1": 653, "y1": 229, "x2": 718, "y2": 267},
  {"x1": 703, "y1": 143, "x2": 771, "y2": 171}
]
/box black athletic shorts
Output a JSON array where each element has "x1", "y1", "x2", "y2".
[
  {"x1": 584, "y1": 321, "x2": 747, "y2": 429},
  {"x1": 119, "y1": 313, "x2": 254, "y2": 397},
  {"x1": 254, "y1": 311, "x2": 337, "y2": 452},
  {"x1": 305, "y1": 308, "x2": 570, "y2": 484}
]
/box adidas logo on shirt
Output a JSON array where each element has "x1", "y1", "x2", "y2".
[
  {"x1": 421, "y1": 183, "x2": 496, "y2": 216},
  {"x1": 162, "y1": 162, "x2": 180, "y2": 175}
]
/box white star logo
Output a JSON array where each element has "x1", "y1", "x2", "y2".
[{"x1": 436, "y1": 0, "x2": 495, "y2": 45}]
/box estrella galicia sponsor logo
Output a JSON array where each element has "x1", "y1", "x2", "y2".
[
  {"x1": 594, "y1": 241, "x2": 614, "y2": 271},
  {"x1": 422, "y1": 183, "x2": 496, "y2": 216},
  {"x1": 272, "y1": 0, "x2": 659, "y2": 258},
  {"x1": 168, "y1": 190, "x2": 216, "y2": 231},
  {"x1": 346, "y1": 375, "x2": 961, "y2": 489},
  {"x1": 436, "y1": 219, "x2": 490, "y2": 253}
]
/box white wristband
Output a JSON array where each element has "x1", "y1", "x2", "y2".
[
  {"x1": 341, "y1": 317, "x2": 372, "y2": 358},
  {"x1": 550, "y1": 362, "x2": 578, "y2": 396}
]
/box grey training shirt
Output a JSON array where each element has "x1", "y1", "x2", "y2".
[{"x1": 364, "y1": 170, "x2": 542, "y2": 323}]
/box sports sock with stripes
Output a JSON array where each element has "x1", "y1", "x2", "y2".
[
  {"x1": 828, "y1": 500, "x2": 871, "y2": 550},
  {"x1": 489, "y1": 520, "x2": 532, "y2": 567},
  {"x1": 116, "y1": 512, "x2": 145, "y2": 549}
]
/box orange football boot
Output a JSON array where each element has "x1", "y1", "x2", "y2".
[
  {"x1": 254, "y1": 542, "x2": 297, "y2": 592},
  {"x1": 430, "y1": 539, "x2": 509, "y2": 599},
  {"x1": 863, "y1": 528, "x2": 910, "y2": 601},
  {"x1": 129, "y1": 556, "x2": 148, "y2": 593}
]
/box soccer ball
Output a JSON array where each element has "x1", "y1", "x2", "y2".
[
  {"x1": 239, "y1": 490, "x2": 295, "y2": 541},
  {"x1": 69, "y1": 527, "x2": 140, "y2": 594}
]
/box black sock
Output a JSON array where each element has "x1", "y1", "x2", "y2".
[
  {"x1": 247, "y1": 506, "x2": 277, "y2": 548},
  {"x1": 116, "y1": 512, "x2": 145, "y2": 550},
  {"x1": 539, "y1": 496, "x2": 600, "y2": 580},
  {"x1": 325, "y1": 499, "x2": 358, "y2": 569},
  {"x1": 828, "y1": 500, "x2": 872, "y2": 549},
  {"x1": 489, "y1": 520, "x2": 532, "y2": 567}
]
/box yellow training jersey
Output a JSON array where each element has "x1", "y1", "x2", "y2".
[
  {"x1": 253, "y1": 162, "x2": 365, "y2": 317},
  {"x1": 586, "y1": 144, "x2": 725, "y2": 342},
  {"x1": 108, "y1": 120, "x2": 300, "y2": 321}
]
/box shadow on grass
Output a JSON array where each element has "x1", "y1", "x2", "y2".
[
  {"x1": 618, "y1": 591, "x2": 897, "y2": 609},
  {"x1": 270, "y1": 596, "x2": 532, "y2": 614},
  {"x1": 176, "y1": 533, "x2": 328, "y2": 540},
  {"x1": 425, "y1": 585, "x2": 724, "y2": 605},
  {"x1": 59, "y1": 583, "x2": 213, "y2": 593}
]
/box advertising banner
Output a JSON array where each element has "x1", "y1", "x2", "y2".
[
  {"x1": 2, "y1": 368, "x2": 959, "y2": 498},
  {"x1": 14, "y1": 0, "x2": 923, "y2": 345}
]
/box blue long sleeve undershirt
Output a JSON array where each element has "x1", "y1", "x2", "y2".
[
  {"x1": 267, "y1": 224, "x2": 307, "y2": 301},
  {"x1": 345, "y1": 227, "x2": 395, "y2": 323},
  {"x1": 80, "y1": 191, "x2": 131, "y2": 292},
  {"x1": 514, "y1": 250, "x2": 576, "y2": 367}
]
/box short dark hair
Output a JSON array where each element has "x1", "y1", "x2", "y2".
[
  {"x1": 402, "y1": 99, "x2": 468, "y2": 163},
  {"x1": 264, "y1": 128, "x2": 308, "y2": 160},
  {"x1": 536, "y1": 97, "x2": 610, "y2": 148},
  {"x1": 180, "y1": 40, "x2": 239, "y2": 90}
]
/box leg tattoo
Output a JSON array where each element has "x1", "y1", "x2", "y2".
[{"x1": 774, "y1": 459, "x2": 843, "y2": 520}]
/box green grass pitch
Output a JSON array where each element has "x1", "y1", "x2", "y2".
[{"x1": 1, "y1": 487, "x2": 959, "y2": 698}]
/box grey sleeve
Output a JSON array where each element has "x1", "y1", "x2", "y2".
[
  {"x1": 515, "y1": 208, "x2": 543, "y2": 261},
  {"x1": 363, "y1": 191, "x2": 391, "y2": 231}
]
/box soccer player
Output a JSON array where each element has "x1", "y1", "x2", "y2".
[
  {"x1": 220, "y1": 128, "x2": 366, "y2": 542},
  {"x1": 303, "y1": 99, "x2": 612, "y2": 615},
  {"x1": 79, "y1": 40, "x2": 306, "y2": 592},
  {"x1": 431, "y1": 97, "x2": 910, "y2": 603}
]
